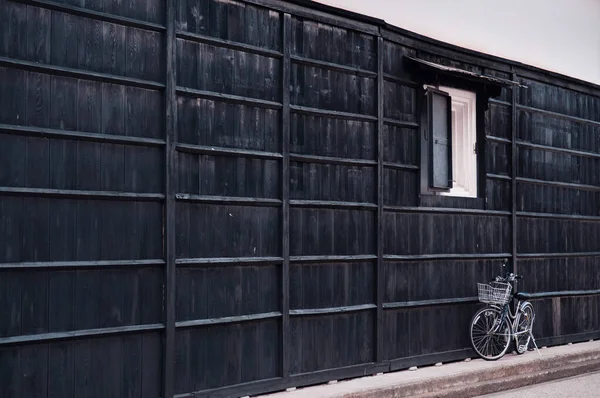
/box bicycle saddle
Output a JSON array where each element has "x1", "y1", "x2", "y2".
[{"x1": 514, "y1": 292, "x2": 532, "y2": 300}]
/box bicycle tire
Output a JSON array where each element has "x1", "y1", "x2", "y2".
[
  {"x1": 515, "y1": 302, "x2": 534, "y2": 354},
  {"x1": 469, "y1": 306, "x2": 511, "y2": 361}
]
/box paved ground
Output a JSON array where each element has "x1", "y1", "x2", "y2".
[{"x1": 478, "y1": 371, "x2": 600, "y2": 398}]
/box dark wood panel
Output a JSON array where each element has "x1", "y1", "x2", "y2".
[
  {"x1": 383, "y1": 80, "x2": 417, "y2": 123},
  {"x1": 290, "y1": 16, "x2": 376, "y2": 71},
  {"x1": 176, "y1": 38, "x2": 281, "y2": 101},
  {"x1": 0, "y1": 135, "x2": 163, "y2": 192},
  {"x1": 486, "y1": 141, "x2": 510, "y2": 177},
  {"x1": 290, "y1": 64, "x2": 376, "y2": 115},
  {"x1": 518, "y1": 217, "x2": 600, "y2": 254},
  {"x1": 518, "y1": 146, "x2": 600, "y2": 186},
  {"x1": 383, "y1": 169, "x2": 418, "y2": 207},
  {"x1": 289, "y1": 311, "x2": 374, "y2": 374},
  {"x1": 383, "y1": 124, "x2": 418, "y2": 165},
  {"x1": 176, "y1": 96, "x2": 281, "y2": 152},
  {"x1": 384, "y1": 213, "x2": 510, "y2": 255},
  {"x1": 0, "y1": 268, "x2": 162, "y2": 338},
  {"x1": 518, "y1": 109, "x2": 600, "y2": 155},
  {"x1": 0, "y1": 5, "x2": 167, "y2": 82},
  {"x1": 290, "y1": 162, "x2": 376, "y2": 203},
  {"x1": 484, "y1": 103, "x2": 511, "y2": 140},
  {"x1": 517, "y1": 181, "x2": 600, "y2": 216},
  {"x1": 0, "y1": 197, "x2": 162, "y2": 263},
  {"x1": 178, "y1": 152, "x2": 280, "y2": 198},
  {"x1": 290, "y1": 114, "x2": 375, "y2": 160},
  {"x1": 0, "y1": 331, "x2": 161, "y2": 398},
  {"x1": 519, "y1": 257, "x2": 600, "y2": 294},
  {"x1": 289, "y1": 208, "x2": 375, "y2": 256},
  {"x1": 518, "y1": 78, "x2": 600, "y2": 123},
  {"x1": 290, "y1": 261, "x2": 375, "y2": 309},
  {"x1": 383, "y1": 259, "x2": 499, "y2": 303},
  {"x1": 50, "y1": 0, "x2": 164, "y2": 24},
  {"x1": 177, "y1": 203, "x2": 281, "y2": 259},
  {"x1": 176, "y1": 0, "x2": 281, "y2": 50},
  {"x1": 382, "y1": 303, "x2": 480, "y2": 361},
  {"x1": 382, "y1": 40, "x2": 416, "y2": 77},
  {"x1": 173, "y1": 319, "x2": 280, "y2": 394},
  {"x1": 176, "y1": 265, "x2": 281, "y2": 322},
  {"x1": 0, "y1": 67, "x2": 164, "y2": 139},
  {"x1": 486, "y1": 178, "x2": 511, "y2": 211}
]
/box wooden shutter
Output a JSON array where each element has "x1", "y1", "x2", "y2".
[{"x1": 427, "y1": 87, "x2": 453, "y2": 190}]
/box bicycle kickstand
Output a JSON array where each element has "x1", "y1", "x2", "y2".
[{"x1": 529, "y1": 329, "x2": 542, "y2": 356}]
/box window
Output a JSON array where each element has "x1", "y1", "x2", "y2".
[{"x1": 420, "y1": 85, "x2": 479, "y2": 199}]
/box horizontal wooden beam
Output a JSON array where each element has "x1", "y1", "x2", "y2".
[
  {"x1": 517, "y1": 104, "x2": 600, "y2": 128},
  {"x1": 0, "y1": 187, "x2": 165, "y2": 201},
  {"x1": 383, "y1": 297, "x2": 478, "y2": 309},
  {"x1": 382, "y1": 73, "x2": 419, "y2": 88},
  {"x1": 176, "y1": 194, "x2": 282, "y2": 207},
  {"x1": 0, "y1": 123, "x2": 166, "y2": 147},
  {"x1": 176, "y1": 87, "x2": 283, "y2": 109},
  {"x1": 517, "y1": 176, "x2": 600, "y2": 192},
  {"x1": 487, "y1": 173, "x2": 511, "y2": 181},
  {"x1": 384, "y1": 206, "x2": 511, "y2": 216},
  {"x1": 384, "y1": 253, "x2": 511, "y2": 261},
  {"x1": 291, "y1": 55, "x2": 377, "y2": 78},
  {"x1": 175, "y1": 257, "x2": 283, "y2": 266},
  {"x1": 12, "y1": 0, "x2": 166, "y2": 32},
  {"x1": 175, "y1": 143, "x2": 283, "y2": 160},
  {"x1": 517, "y1": 289, "x2": 600, "y2": 299},
  {"x1": 176, "y1": 30, "x2": 283, "y2": 58},
  {"x1": 290, "y1": 105, "x2": 377, "y2": 122},
  {"x1": 290, "y1": 199, "x2": 378, "y2": 210},
  {"x1": 289, "y1": 304, "x2": 376, "y2": 316},
  {"x1": 0, "y1": 259, "x2": 165, "y2": 270},
  {"x1": 0, "y1": 323, "x2": 164, "y2": 346},
  {"x1": 175, "y1": 312, "x2": 282, "y2": 328},
  {"x1": 517, "y1": 140, "x2": 600, "y2": 160},
  {"x1": 290, "y1": 254, "x2": 378, "y2": 263},
  {"x1": 517, "y1": 211, "x2": 600, "y2": 222},
  {"x1": 383, "y1": 118, "x2": 420, "y2": 128},
  {"x1": 486, "y1": 135, "x2": 511, "y2": 144},
  {"x1": 383, "y1": 162, "x2": 419, "y2": 171},
  {"x1": 290, "y1": 153, "x2": 376, "y2": 167},
  {"x1": 488, "y1": 98, "x2": 511, "y2": 107},
  {"x1": 0, "y1": 56, "x2": 164, "y2": 90},
  {"x1": 519, "y1": 252, "x2": 600, "y2": 259}
]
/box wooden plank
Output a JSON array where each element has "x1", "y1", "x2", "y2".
[
  {"x1": 291, "y1": 55, "x2": 377, "y2": 78},
  {"x1": 289, "y1": 304, "x2": 376, "y2": 316},
  {"x1": 511, "y1": 72, "x2": 518, "y2": 276},
  {"x1": 12, "y1": 0, "x2": 165, "y2": 31},
  {"x1": 176, "y1": 86, "x2": 282, "y2": 109},
  {"x1": 0, "y1": 324, "x2": 164, "y2": 346},
  {"x1": 290, "y1": 105, "x2": 377, "y2": 122},
  {"x1": 0, "y1": 187, "x2": 164, "y2": 201},
  {"x1": 289, "y1": 153, "x2": 376, "y2": 167},
  {"x1": 376, "y1": 36, "x2": 385, "y2": 364},
  {"x1": 175, "y1": 194, "x2": 282, "y2": 207},
  {"x1": 383, "y1": 297, "x2": 479, "y2": 309},
  {"x1": 175, "y1": 312, "x2": 283, "y2": 328},
  {"x1": 0, "y1": 259, "x2": 164, "y2": 270},
  {"x1": 175, "y1": 143, "x2": 282, "y2": 160},
  {"x1": 175, "y1": 257, "x2": 283, "y2": 266},
  {"x1": 517, "y1": 103, "x2": 600, "y2": 128},
  {"x1": 290, "y1": 200, "x2": 377, "y2": 210},
  {"x1": 163, "y1": 0, "x2": 177, "y2": 397},
  {"x1": 383, "y1": 253, "x2": 511, "y2": 261},
  {"x1": 282, "y1": 12, "x2": 292, "y2": 381},
  {"x1": 384, "y1": 206, "x2": 511, "y2": 216},
  {"x1": 176, "y1": 30, "x2": 283, "y2": 58}
]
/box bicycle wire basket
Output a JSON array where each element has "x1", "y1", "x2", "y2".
[{"x1": 477, "y1": 281, "x2": 512, "y2": 305}]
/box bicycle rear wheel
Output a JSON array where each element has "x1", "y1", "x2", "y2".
[
  {"x1": 515, "y1": 302, "x2": 534, "y2": 354},
  {"x1": 469, "y1": 306, "x2": 511, "y2": 360}
]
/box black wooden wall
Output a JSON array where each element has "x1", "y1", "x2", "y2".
[{"x1": 0, "y1": 0, "x2": 599, "y2": 397}]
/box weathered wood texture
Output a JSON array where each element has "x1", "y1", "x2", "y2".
[{"x1": 1, "y1": 0, "x2": 600, "y2": 397}]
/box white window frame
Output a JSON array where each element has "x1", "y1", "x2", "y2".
[{"x1": 438, "y1": 86, "x2": 478, "y2": 198}]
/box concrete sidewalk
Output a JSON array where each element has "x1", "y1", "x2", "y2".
[{"x1": 260, "y1": 341, "x2": 600, "y2": 398}]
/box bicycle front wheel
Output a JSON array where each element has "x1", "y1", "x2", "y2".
[{"x1": 469, "y1": 306, "x2": 511, "y2": 360}]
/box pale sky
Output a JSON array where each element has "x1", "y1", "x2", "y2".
[{"x1": 314, "y1": 0, "x2": 600, "y2": 86}]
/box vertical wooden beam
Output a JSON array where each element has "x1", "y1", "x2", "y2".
[
  {"x1": 281, "y1": 12, "x2": 292, "y2": 380},
  {"x1": 376, "y1": 36, "x2": 384, "y2": 363},
  {"x1": 163, "y1": 0, "x2": 177, "y2": 397},
  {"x1": 511, "y1": 72, "x2": 518, "y2": 277}
]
